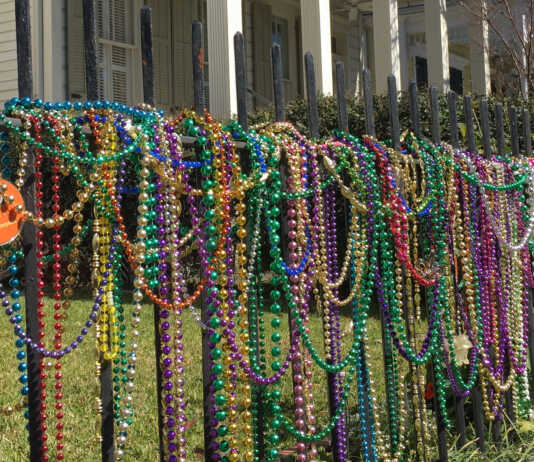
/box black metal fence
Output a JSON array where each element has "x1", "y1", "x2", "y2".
[{"x1": 12, "y1": 0, "x2": 534, "y2": 461}]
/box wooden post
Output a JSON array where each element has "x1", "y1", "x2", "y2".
[
  {"x1": 448, "y1": 91, "x2": 467, "y2": 450},
  {"x1": 15, "y1": 1, "x2": 41, "y2": 461},
  {"x1": 464, "y1": 94, "x2": 486, "y2": 453},
  {"x1": 140, "y1": 7, "x2": 164, "y2": 462}
]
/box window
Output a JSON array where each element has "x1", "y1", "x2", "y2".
[
  {"x1": 415, "y1": 56, "x2": 428, "y2": 89},
  {"x1": 415, "y1": 56, "x2": 463, "y2": 94},
  {"x1": 450, "y1": 67, "x2": 463, "y2": 95},
  {"x1": 272, "y1": 16, "x2": 289, "y2": 80},
  {"x1": 95, "y1": 0, "x2": 135, "y2": 104}
]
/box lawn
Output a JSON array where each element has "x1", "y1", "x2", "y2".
[{"x1": 1, "y1": 295, "x2": 534, "y2": 461}]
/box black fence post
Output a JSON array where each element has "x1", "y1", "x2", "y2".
[
  {"x1": 408, "y1": 81, "x2": 421, "y2": 138},
  {"x1": 305, "y1": 52, "x2": 343, "y2": 461},
  {"x1": 522, "y1": 107, "x2": 534, "y2": 410},
  {"x1": 304, "y1": 53, "x2": 320, "y2": 139},
  {"x1": 335, "y1": 62, "x2": 348, "y2": 133},
  {"x1": 448, "y1": 91, "x2": 467, "y2": 450},
  {"x1": 272, "y1": 45, "x2": 285, "y2": 122},
  {"x1": 495, "y1": 103, "x2": 505, "y2": 157},
  {"x1": 448, "y1": 92, "x2": 459, "y2": 150},
  {"x1": 362, "y1": 70, "x2": 375, "y2": 137},
  {"x1": 405, "y1": 82, "x2": 428, "y2": 462},
  {"x1": 481, "y1": 98, "x2": 504, "y2": 445},
  {"x1": 334, "y1": 62, "x2": 358, "y2": 462},
  {"x1": 191, "y1": 21, "x2": 213, "y2": 462},
  {"x1": 382, "y1": 73, "x2": 403, "y2": 456},
  {"x1": 83, "y1": 0, "x2": 98, "y2": 101},
  {"x1": 429, "y1": 85, "x2": 448, "y2": 462},
  {"x1": 387, "y1": 76, "x2": 400, "y2": 150},
  {"x1": 15, "y1": 1, "x2": 41, "y2": 461},
  {"x1": 140, "y1": 7, "x2": 164, "y2": 462},
  {"x1": 273, "y1": 42, "x2": 309, "y2": 459},
  {"x1": 140, "y1": 7, "x2": 155, "y2": 107},
  {"x1": 82, "y1": 0, "x2": 114, "y2": 459},
  {"x1": 233, "y1": 30, "x2": 265, "y2": 461},
  {"x1": 464, "y1": 94, "x2": 486, "y2": 453},
  {"x1": 509, "y1": 106, "x2": 519, "y2": 157},
  {"x1": 234, "y1": 32, "x2": 249, "y2": 132},
  {"x1": 192, "y1": 21, "x2": 205, "y2": 115}
]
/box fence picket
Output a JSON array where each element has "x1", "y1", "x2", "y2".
[
  {"x1": 15, "y1": 1, "x2": 42, "y2": 461},
  {"x1": 140, "y1": 8, "x2": 165, "y2": 462},
  {"x1": 464, "y1": 94, "x2": 486, "y2": 453}
]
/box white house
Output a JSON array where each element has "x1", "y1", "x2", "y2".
[{"x1": 0, "y1": 0, "x2": 492, "y2": 119}]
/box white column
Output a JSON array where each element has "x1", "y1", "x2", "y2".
[
  {"x1": 300, "y1": 0, "x2": 333, "y2": 95},
  {"x1": 424, "y1": 0, "x2": 450, "y2": 92},
  {"x1": 347, "y1": 7, "x2": 361, "y2": 96},
  {"x1": 372, "y1": 0, "x2": 401, "y2": 94},
  {"x1": 207, "y1": 0, "x2": 242, "y2": 119},
  {"x1": 469, "y1": 1, "x2": 490, "y2": 95}
]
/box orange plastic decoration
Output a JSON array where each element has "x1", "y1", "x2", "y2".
[{"x1": 0, "y1": 179, "x2": 25, "y2": 246}]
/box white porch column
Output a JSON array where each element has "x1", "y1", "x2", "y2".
[
  {"x1": 469, "y1": 1, "x2": 490, "y2": 95},
  {"x1": 207, "y1": 0, "x2": 242, "y2": 119},
  {"x1": 424, "y1": 0, "x2": 450, "y2": 92},
  {"x1": 300, "y1": 0, "x2": 333, "y2": 95},
  {"x1": 372, "y1": 0, "x2": 401, "y2": 94},
  {"x1": 347, "y1": 7, "x2": 361, "y2": 96}
]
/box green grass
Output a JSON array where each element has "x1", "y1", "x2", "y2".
[{"x1": 1, "y1": 295, "x2": 534, "y2": 461}]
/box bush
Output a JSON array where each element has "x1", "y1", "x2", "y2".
[{"x1": 248, "y1": 90, "x2": 534, "y2": 154}]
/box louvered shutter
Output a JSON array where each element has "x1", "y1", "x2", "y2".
[
  {"x1": 172, "y1": 0, "x2": 200, "y2": 109},
  {"x1": 67, "y1": 0, "x2": 86, "y2": 100},
  {"x1": 93, "y1": 0, "x2": 136, "y2": 104},
  {"x1": 252, "y1": 2, "x2": 273, "y2": 107},
  {"x1": 147, "y1": 0, "x2": 171, "y2": 109}
]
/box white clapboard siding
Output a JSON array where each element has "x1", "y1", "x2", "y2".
[{"x1": 0, "y1": 0, "x2": 17, "y2": 105}]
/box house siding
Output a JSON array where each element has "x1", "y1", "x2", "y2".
[{"x1": 0, "y1": 0, "x2": 17, "y2": 105}]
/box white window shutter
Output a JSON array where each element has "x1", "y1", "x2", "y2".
[{"x1": 67, "y1": 0, "x2": 87, "y2": 100}]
